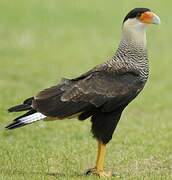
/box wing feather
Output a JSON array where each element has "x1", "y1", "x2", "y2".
[
  {"x1": 61, "y1": 71, "x2": 144, "y2": 108},
  {"x1": 32, "y1": 69, "x2": 144, "y2": 118}
]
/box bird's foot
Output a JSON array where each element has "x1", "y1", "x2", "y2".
[{"x1": 86, "y1": 167, "x2": 112, "y2": 177}]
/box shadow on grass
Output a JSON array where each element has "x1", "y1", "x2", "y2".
[
  {"x1": 47, "y1": 172, "x2": 87, "y2": 178},
  {"x1": 0, "y1": 168, "x2": 85, "y2": 178}
]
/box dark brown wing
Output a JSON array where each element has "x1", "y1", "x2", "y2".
[
  {"x1": 32, "y1": 69, "x2": 144, "y2": 119},
  {"x1": 62, "y1": 70, "x2": 144, "y2": 107}
]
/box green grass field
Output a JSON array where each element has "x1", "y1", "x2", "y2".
[{"x1": 0, "y1": 0, "x2": 172, "y2": 179}]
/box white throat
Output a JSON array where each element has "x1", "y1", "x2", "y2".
[{"x1": 122, "y1": 18, "x2": 147, "y2": 47}]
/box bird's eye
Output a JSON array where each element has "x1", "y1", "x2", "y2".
[{"x1": 137, "y1": 12, "x2": 142, "y2": 18}]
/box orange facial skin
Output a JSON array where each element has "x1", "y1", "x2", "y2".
[{"x1": 139, "y1": 12, "x2": 155, "y2": 24}]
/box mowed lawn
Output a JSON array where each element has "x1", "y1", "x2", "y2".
[{"x1": 0, "y1": 0, "x2": 172, "y2": 179}]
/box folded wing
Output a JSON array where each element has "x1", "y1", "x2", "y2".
[{"x1": 32, "y1": 69, "x2": 143, "y2": 119}]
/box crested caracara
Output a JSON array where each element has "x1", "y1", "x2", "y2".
[{"x1": 6, "y1": 8, "x2": 160, "y2": 177}]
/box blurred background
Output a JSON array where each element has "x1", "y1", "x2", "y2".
[{"x1": 0, "y1": 0, "x2": 171, "y2": 179}]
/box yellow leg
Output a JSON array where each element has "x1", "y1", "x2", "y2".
[
  {"x1": 96, "y1": 141, "x2": 106, "y2": 171},
  {"x1": 86, "y1": 141, "x2": 112, "y2": 177}
]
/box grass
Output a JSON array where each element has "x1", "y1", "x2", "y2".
[{"x1": 0, "y1": 0, "x2": 172, "y2": 179}]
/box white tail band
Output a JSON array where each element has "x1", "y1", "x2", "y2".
[{"x1": 19, "y1": 112, "x2": 46, "y2": 124}]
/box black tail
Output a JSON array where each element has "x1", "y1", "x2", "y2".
[
  {"x1": 8, "y1": 97, "x2": 34, "y2": 112},
  {"x1": 8, "y1": 104, "x2": 31, "y2": 112}
]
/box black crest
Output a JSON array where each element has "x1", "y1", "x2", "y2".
[{"x1": 123, "y1": 8, "x2": 151, "y2": 23}]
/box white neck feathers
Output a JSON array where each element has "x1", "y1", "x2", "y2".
[{"x1": 122, "y1": 18, "x2": 147, "y2": 47}]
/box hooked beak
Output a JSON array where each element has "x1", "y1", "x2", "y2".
[{"x1": 139, "y1": 11, "x2": 161, "y2": 25}]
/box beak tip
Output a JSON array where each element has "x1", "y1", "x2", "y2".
[{"x1": 153, "y1": 15, "x2": 161, "y2": 25}]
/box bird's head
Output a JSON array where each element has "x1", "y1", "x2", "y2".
[
  {"x1": 122, "y1": 8, "x2": 160, "y2": 45},
  {"x1": 123, "y1": 8, "x2": 160, "y2": 26}
]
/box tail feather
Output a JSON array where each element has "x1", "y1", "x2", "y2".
[
  {"x1": 8, "y1": 97, "x2": 34, "y2": 112},
  {"x1": 8, "y1": 104, "x2": 32, "y2": 112},
  {"x1": 6, "y1": 112, "x2": 46, "y2": 130},
  {"x1": 13, "y1": 109, "x2": 37, "y2": 121}
]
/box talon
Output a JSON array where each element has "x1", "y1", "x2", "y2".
[
  {"x1": 85, "y1": 168, "x2": 112, "y2": 177},
  {"x1": 85, "y1": 167, "x2": 96, "y2": 176},
  {"x1": 85, "y1": 169, "x2": 92, "y2": 176}
]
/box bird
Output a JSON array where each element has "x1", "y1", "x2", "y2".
[{"x1": 6, "y1": 8, "x2": 160, "y2": 177}]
